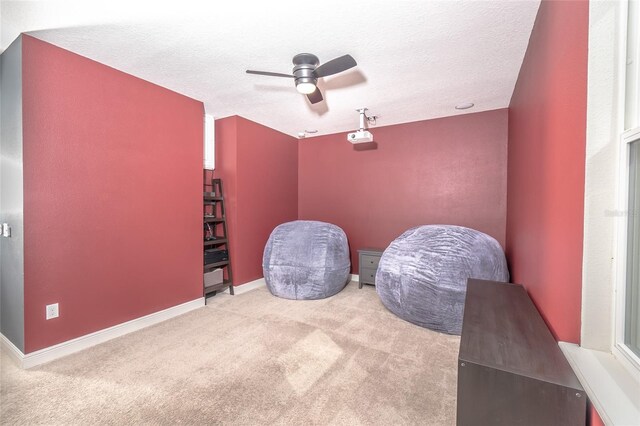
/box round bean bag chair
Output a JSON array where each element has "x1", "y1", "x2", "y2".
[
  {"x1": 263, "y1": 220, "x2": 350, "y2": 300},
  {"x1": 376, "y1": 225, "x2": 509, "y2": 335}
]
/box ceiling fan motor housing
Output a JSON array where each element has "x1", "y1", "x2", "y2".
[{"x1": 292, "y1": 53, "x2": 319, "y2": 87}]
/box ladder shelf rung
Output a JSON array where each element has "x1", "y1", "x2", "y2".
[
  {"x1": 203, "y1": 192, "x2": 223, "y2": 201},
  {"x1": 204, "y1": 260, "x2": 229, "y2": 270},
  {"x1": 204, "y1": 238, "x2": 228, "y2": 247},
  {"x1": 204, "y1": 216, "x2": 225, "y2": 223}
]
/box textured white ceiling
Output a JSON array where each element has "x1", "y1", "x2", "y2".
[{"x1": 1, "y1": 0, "x2": 540, "y2": 138}]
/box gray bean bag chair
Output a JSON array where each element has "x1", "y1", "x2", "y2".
[
  {"x1": 263, "y1": 220, "x2": 350, "y2": 300},
  {"x1": 376, "y1": 225, "x2": 509, "y2": 335}
]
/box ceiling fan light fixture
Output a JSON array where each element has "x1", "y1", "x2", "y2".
[
  {"x1": 246, "y1": 52, "x2": 356, "y2": 104},
  {"x1": 296, "y1": 82, "x2": 316, "y2": 94}
]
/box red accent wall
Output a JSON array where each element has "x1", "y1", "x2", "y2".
[
  {"x1": 506, "y1": 0, "x2": 589, "y2": 344},
  {"x1": 21, "y1": 36, "x2": 203, "y2": 353},
  {"x1": 588, "y1": 403, "x2": 605, "y2": 426},
  {"x1": 208, "y1": 118, "x2": 239, "y2": 285},
  {"x1": 213, "y1": 116, "x2": 298, "y2": 285},
  {"x1": 298, "y1": 109, "x2": 508, "y2": 272}
]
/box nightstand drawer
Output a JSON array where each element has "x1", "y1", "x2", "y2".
[
  {"x1": 360, "y1": 254, "x2": 381, "y2": 269},
  {"x1": 357, "y1": 248, "x2": 384, "y2": 289},
  {"x1": 360, "y1": 267, "x2": 377, "y2": 284}
]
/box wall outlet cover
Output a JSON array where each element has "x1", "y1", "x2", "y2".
[{"x1": 46, "y1": 303, "x2": 59, "y2": 320}]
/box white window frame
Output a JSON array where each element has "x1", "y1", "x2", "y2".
[
  {"x1": 561, "y1": 3, "x2": 640, "y2": 425},
  {"x1": 614, "y1": 127, "x2": 640, "y2": 376}
]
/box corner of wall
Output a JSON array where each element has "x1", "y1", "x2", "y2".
[
  {"x1": 216, "y1": 115, "x2": 298, "y2": 285},
  {"x1": 505, "y1": 0, "x2": 589, "y2": 344},
  {"x1": 0, "y1": 34, "x2": 25, "y2": 353},
  {"x1": 20, "y1": 37, "x2": 203, "y2": 352}
]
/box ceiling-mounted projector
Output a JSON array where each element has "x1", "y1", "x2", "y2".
[
  {"x1": 348, "y1": 130, "x2": 374, "y2": 143},
  {"x1": 347, "y1": 108, "x2": 377, "y2": 144}
]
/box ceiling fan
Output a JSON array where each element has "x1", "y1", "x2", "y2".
[{"x1": 246, "y1": 53, "x2": 357, "y2": 104}]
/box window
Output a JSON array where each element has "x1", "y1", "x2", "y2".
[
  {"x1": 558, "y1": 2, "x2": 640, "y2": 423},
  {"x1": 618, "y1": 130, "x2": 640, "y2": 367},
  {"x1": 560, "y1": 2, "x2": 640, "y2": 423},
  {"x1": 625, "y1": 139, "x2": 640, "y2": 357},
  {"x1": 616, "y1": 0, "x2": 640, "y2": 370},
  {"x1": 625, "y1": 0, "x2": 639, "y2": 130}
]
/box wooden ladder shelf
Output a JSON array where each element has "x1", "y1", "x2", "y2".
[{"x1": 203, "y1": 177, "x2": 234, "y2": 298}]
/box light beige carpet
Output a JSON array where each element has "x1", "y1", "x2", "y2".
[{"x1": 0, "y1": 281, "x2": 460, "y2": 425}]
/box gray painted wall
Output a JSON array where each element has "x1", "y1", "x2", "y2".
[{"x1": 0, "y1": 36, "x2": 25, "y2": 352}]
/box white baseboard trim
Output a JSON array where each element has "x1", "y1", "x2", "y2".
[
  {"x1": 1, "y1": 297, "x2": 204, "y2": 369},
  {"x1": 218, "y1": 275, "x2": 358, "y2": 297},
  {"x1": 0, "y1": 334, "x2": 25, "y2": 366},
  {"x1": 222, "y1": 275, "x2": 358, "y2": 295},
  {"x1": 221, "y1": 278, "x2": 266, "y2": 295}
]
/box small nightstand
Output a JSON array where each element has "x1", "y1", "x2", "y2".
[{"x1": 358, "y1": 248, "x2": 384, "y2": 289}]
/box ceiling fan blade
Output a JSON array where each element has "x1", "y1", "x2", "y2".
[
  {"x1": 246, "y1": 70, "x2": 295, "y2": 78},
  {"x1": 313, "y1": 54, "x2": 357, "y2": 78},
  {"x1": 306, "y1": 88, "x2": 324, "y2": 104}
]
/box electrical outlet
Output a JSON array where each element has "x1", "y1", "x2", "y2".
[{"x1": 46, "y1": 303, "x2": 59, "y2": 320}]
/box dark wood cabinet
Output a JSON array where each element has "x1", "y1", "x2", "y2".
[{"x1": 457, "y1": 279, "x2": 586, "y2": 426}]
